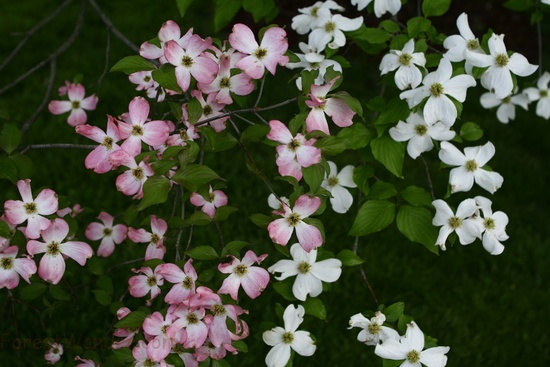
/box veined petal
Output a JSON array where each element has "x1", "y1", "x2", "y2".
[
  {"x1": 474, "y1": 170, "x2": 504, "y2": 194},
  {"x1": 291, "y1": 330, "x2": 316, "y2": 356},
  {"x1": 263, "y1": 327, "x2": 285, "y2": 346},
  {"x1": 283, "y1": 304, "x2": 305, "y2": 332},
  {"x1": 38, "y1": 253, "x2": 66, "y2": 284},
  {"x1": 439, "y1": 142, "x2": 466, "y2": 166},
  {"x1": 310, "y1": 259, "x2": 342, "y2": 282},
  {"x1": 337, "y1": 165, "x2": 356, "y2": 188},
  {"x1": 374, "y1": 339, "x2": 408, "y2": 360},
  {"x1": 432, "y1": 200, "x2": 453, "y2": 226},
  {"x1": 481, "y1": 66, "x2": 513, "y2": 99},
  {"x1": 229, "y1": 23, "x2": 259, "y2": 54},
  {"x1": 329, "y1": 185, "x2": 354, "y2": 213},
  {"x1": 474, "y1": 141, "x2": 495, "y2": 166},
  {"x1": 268, "y1": 259, "x2": 300, "y2": 280},
  {"x1": 265, "y1": 343, "x2": 291, "y2": 367},
  {"x1": 420, "y1": 347, "x2": 450, "y2": 367},
  {"x1": 444, "y1": 74, "x2": 476, "y2": 102},
  {"x1": 293, "y1": 195, "x2": 321, "y2": 217},
  {"x1": 295, "y1": 222, "x2": 323, "y2": 252},
  {"x1": 267, "y1": 120, "x2": 292, "y2": 143},
  {"x1": 128, "y1": 97, "x2": 150, "y2": 126},
  {"x1": 449, "y1": 166, "x2": 475, "y2": 193},
  {"x1": 293, "y1": 273, "x2": 319, "y2": 300},
  {"x1": 403, "y1": 322, "x2": 424, "y2": 352},
  {"x1": 424, "y1": 95, "x2": 456, "y2": 126},
  {"x1": 267, "y1": 218, "x2": 294, "y2": 246},
  {"x1": 59, "y1": 241, "x2": 93, "y2": 265},
  {"x1": 508, "y1": 52, "x2": 538, "y2": 77}
]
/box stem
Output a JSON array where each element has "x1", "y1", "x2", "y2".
[
  {"x1": 420, "y1": 155, "x2": 436, "y2": 201},
  {"x1": 254, "y1": 75, "x2": 266, "y2": 107},
  {"x1": 174, "y1": 186, "x2": 185, "y2": 262},
  {"x1": 20, "y1": 143, "x2": 96, "y2": 154},
  {"x1": 108, "y1": 258, "x2": 144, "y2": 272},
  {"x1": 353, "y1": 235, "x2": 379, "y2": 307},
  {"x1": 21, "y1": 59, "x2": 57, "y2": 135}
]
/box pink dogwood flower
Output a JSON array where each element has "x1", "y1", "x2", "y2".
[
  {"x1": 128, "y1": 266, "x2": 164, "y2": 301},
  {"x1": 229, "y1": 23, "x2": 289, "y2": 79},
  {"x1": 44, "y1": 342, "x2": 63, "y2": 365},
  {"x1": 128, "y1": 215, "x2": 168, "y2": 260},
  {"x1": 166, "y1": 304, "x2": 208, "y2": 348},
  {"x1": 0, "y1": 246, "x2": 37, "y2": 289},
  {"x1": 132, "y1": 339, "x2": 170, "y2": 367},
  {"x1": 218, "y1": 250, "x2": 270, "y2": 300},
  {"x1": 113, "y1": 307, "x2": 139, "y2": 349},
  {"x1": 48, "y1": 82, "x2": 98, "y2": 126},
  {"x1": 117, "y1": 96, "x2": 171, "y2": 156},
  {"x1": 85, "y1": 212, "x2": 128, "y2": 257},
  {"x1": 190, "y1": 90, "x2": 228, "y2": 132},
  {"x1": 267, "y1": 195, "x2": 323, "y2": 252},
  {"x1": 4, "y1": 179, "x2": 58, "y2": 239},
  {"x1": 110, "y1": 150, "x2": 155, "y2": 199},
  {"x1": 75, "y1": 116, "x2": 122, "y2": 173},
  {"x1": 140, "y1": 20, "x2": 193, "y2": 64},
  {"x1": 74, "y1": 356, "x2": 98, "y2": 367},
  {"x1": 156, "y1": 259, "x2": 198, "y2": 304},
  {"x1": 305, "y1": 77, "x2": 355, "y2": 134},
  {"x1": 27, "y1": 218, "x2": 93, "y2": 284},
  {"x1": 143, "y1": 311, "x2": 176, "y2": 362},
  {"x1": 267, "y1": 120, "x2": 322, "y2": 181},
  {"x1": 190, "y1": 186, "x2": 228, "y2": 219}
]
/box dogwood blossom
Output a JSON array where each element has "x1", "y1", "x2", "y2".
[
  {"x1": 267, "y1": 195, "x2": 323, "y2": 252},
  {"x1": 75, "y1": 116, "x2": 122, "y2": 173},
  {"x1": 128, "y1": 215, "x2": 167, "y2": 260},
  {"x1": 432, "y1": 198, "x2": 482, "y2": 250},
  {"x1": 380, "y1": 39, "x2": 426, "y2": 90},
  {"x1": 348, "y1": 311, "x2": 400, "y2": 345},
  {"x1": 128, "y1": 265, "x2": 164, "y2": 301},
  {"x1": 44, "y1": 342, "x2": 64, "y2": 365},
  {"x1": 523, "y1": 71, "x2": 550, "y2": 119},
  {"x1": 389, "y1": 112, "x2": 455, "y2": 159},
  {"x1": 218, "y1": 250, "x2": 270, "y2": 300},
  {"x1": 0, "y1": 246, "x2": 37, "y2": 289},
  {"x1": 309, "y1": 14, "x2": 363, "y2": 50},
  {"x1": 156, "y1": 260, "x2": 198, "y2": 304},
  {"x1": 466, "y1": 33, "x2": 538, "y2": 99},
  {"x1": 480, "y1": 91, "x2": 530, "y2": 123},
  {"x1": 375, "y1": 321, "x2": 449, "y2": 367},
  {"x1": 140, "y1": 20, "x2": 192, "y2": 64},
  {"x1": 474, "y1": 196, "x2": 509, "y2": 255},
  {"x1": 268, "y1": 243, "x2": 342, "y2": 301},
  {"x1": 27, "y1": 218, "x2": 93, "y2": 284},
  {"x1": 286, "y1": 42, "x2": 342, "y2": 88},
  {"x1": 190, "y1": 186, "x2": 228, "y2": 219},
  {"x1": 443, "y1": 13, "x2": 485, "y2": 74},
  {"x1": 439, "y1": 141, "x2": 504, "y2": 194},
  {"x1": 85, "y1": 212, "x2": 127, "y2": 257},
  {"x1": 110, "y1": 150, "x2": 155, "y2": 199},
  {"x1": 263, "y1": 304, "x2": 316, "y2": 367},
  {"x1": 400, "y1": 58, "x2": 476, "y2": 126},
  {"x1": 352, "y1": 0, "x2": 402, "y2": 17},
  {"x1": 4, "y1": 179, "x2": 58, "y2": 239},
  {"x1": 48, "y1": 82, "x2": 98, "y2": 126},
  {"x1": 292, "y1": 1, "x2": 343, "y2": 35},
  {"x1": 229, "y1": 23, "x2": 289, "y2": 79},
  {"x1": 320, "y1": 161, "x2": 357, "y2": 213}
]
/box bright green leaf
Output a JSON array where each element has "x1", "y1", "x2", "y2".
[
  {"x1": 303, "y1": 297, "x2": 327, "y2": 320},
  {"x1": 371, "y1": 135, "x2": 405, "y2": 178},
  {"x1": 213, "y1": 205, "x2": 238, "y2": 222},
  {"x1": 152, "y1": 64, "x2": 183, "y2": 93},
  {"x1": 202, "y1": 128, "x2": 238, "y2": 152},
  {"x1": 384, "y1": 302, "x2": 405, "y2": 322},
  {"x1": 349, "y1": 200, "x2": 396, "y2": 236},
  {"x1": 138, "y1": 176, "x2": 171, "y2": 211},
  {"x1": 272, "y1": 278, "x2": 297, "y2": 301},
  {"x1": 249, "y1": 213, "x2": 272, "y2": 228},
  {"x1": 303, "y1": 163, "x2": 325, "y2": 194},
  {"x1": 368, "y1": 181, "x2": 397, "y2": 199},
  {"x1": 337, "y1": 249, "x2": 364, "y2": 266},
  {"x1": 182, "y1": 211, "x2": 212, "y2": 226},
  {"x1": 172, "y1": 164, "x2": 220, "y2": 191},
  {"x1": 0, "y1": 124, "x2": 21, "y2": 154},
  {"x1": 407, "y1": 17, "x2": 432, "y2": 38},
  {"x1": 221, "y1": 240, "x2": 249, "y2": 258},
  {"x1": 110, "y1": 55, "x2": 155, "y2": 74},
  {"x1": 186, "y1": 245, "x2": 219, "y2": 260},
  {"x1": 396, "y1": 205, "x2": 439, "y2": 254},
  {"x1": 336, "y1": 123, "x2": 372, "y2": 149},
  {"x1": 401, "y1": 186, "x2": 432, "y2": 207},
  {"x1": 422, "y1": 0, "x2": 451, "y2": 17},
  {"x1": 115, "y1": 310, "x2": 149, "y2": 328},
  {"x1": 460, "y1": 121, "x2": 484, "y2": 141}
]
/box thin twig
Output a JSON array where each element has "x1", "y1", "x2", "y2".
[
  {"x1": 107, "y1": 258, "x2": 144, "y2": 272},
  {"x1": 174, "y1": 186, "x2": 185, "y2": 262},
  {"x1": 21, "y1": 59, "x2": 57, "y2": 135},
  {"x1": 95, "y1": 28, "x2": 111, "y2": 88},
  {"x1": 0, "y1": 0, "x2": 73, "y2": 72},
  {"x1": 420, "y1": 155, "x2": 436, "y2": 200},
  {"x1": 87, "y1": 0, "x2": 140, "y2": 54},
  {"x1": 254, "y1": 75, "x2": 266, "y2": 107},
  {"x1": 215, "y1": 222, "x2": 225, "y2": 247},
  {"x1": 353, "y1": 236, "x2": 379, "y2": 306},
  {"x1": 20, "y1": 143, "x2": 96, "y2": 154},
  {"x1": 0, "y1": 0, "x2": 86, "y2": 95}
]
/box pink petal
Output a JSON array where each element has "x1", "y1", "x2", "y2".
[
  {"x1": 81, "y1": 94, "x2": 98, "y2": 110},
  {"x1": 128, "y1": 96, "x2": 150, "y2": 126},
  {"x1": 267, "y1": 218, "x2": 294, "y2": 246},
  {"x1": 67, "y1": 108, "x2": 88, "y2": 126},
  {"x1": 67, "y1": 83, "x2": 86, "y2": 101},
  {"x1": 48, "y1": 100, "x2": 72, "y2": 115},
  {"x1": 267, "y1": 120, "x2": 292, "y2": 143},
  {"x1": 38, "y1": 253, "x2": 66, "y2": 284},
  {"x1": 35, "y1": 189, "x2": 58, "y2": 216},
  {"x1": 240, "y1": 267, "x2": 270, "y2": 299},
  {"x1": 295, "y1": 222, "x2": 323, "y2": 252},
  {"x1": 60, "y1": 241, "x2": 93, "y2": 265},
  {"x1": 142, "y1": 120, "x2": 170, "y2": 147},
  {"x1": 228, "y1": 24, "x2": 258, "y2": 55}
]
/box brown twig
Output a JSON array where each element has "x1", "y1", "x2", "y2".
[
  {"x1": 20, "y1": 143, "x2": 96, "y2": 154},
  {"x1": 21, "y1": 59, "x2": 57, "y2": 135}
]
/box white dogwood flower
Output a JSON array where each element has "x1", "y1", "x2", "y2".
[
  {"x1": 474, "y1": 196, "x2": 509, "y2": 255},
  {"x1": 263, "y1": 304, "x2": 316, "y2": 367},
  {"x1": 400, "y1": 58, "x2": 476, "y2": 126},
  {"x1": 309, "y1": 14, "x2": 363, "y2": 50},
  {"x1": 523, "y1": 71, "x2": 550, "y2": 119},
  {"x1": 480, "y1": 91, "x2": 530, "y2": 123},
  {"x1": 432, "y1": 198, "x2": 482, "y2": 250},
  {"x1": 348, "y1": 311, "x2": 400, "y2": 346},
  {"x1": 443, "y1": 13, "x2": 485, "y2": 74},
  {"x1": 439, "y1": 141, "x2": 504, "y2": 194},
  {"x1": 380, "y1": 39, "x2": 426, "y2": 90},
  {"x1": 321, "y1": 161, "x2": 357, "y2": 213},
  {"x1": 351, "y1": 0, "x2": 402, "y2": 17},
  {"x1": 292, "y1": 1, "x2": 344, "y2": 35}
]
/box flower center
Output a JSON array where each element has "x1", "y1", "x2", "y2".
[
  {"x1": 367, "y1": 322, "x2": 381, "y2": 335},
  {"x1": 179, "y1": 129, "x2": 189, "y2": 140},
  {"x1": 182, "y1": 275, "x2": 194, "y2": 289},
  {"x1": 187, "y1": 313, "x2": 199, "y2": 324},
  {"x1": 448, "y1": 216, "x2": 462, "y2": 229},
  {"x1": 132, "y1": 167, "x2": 144, "y2": 180},
  {"x1": 328, "y1": 176, "x2": 339, "y2": 187},
  {"x1": 429, "y1": 83, "x2": 444, "y2": 97},
  {"x1": 211, "y1": 304, "x2": 226, "y2": 316},
  {"x1": 220, "y1": 77, "x2": 231, "y2": 88},
  {"x1": 407, "y1": 350, "x2": 421, "y2": 363},
  {"x1": 102, "y1": 136, "x2": 113, "y2": 149},
  {"x1": 131, "y1": 125, "x2": 144, "y2": 136},
  {"x1": 46, "y1": 241, "x2": 61, "y2": 256},
  {"x1": 484, "y1": 218, "x2": 495, "y2": 230},
  {"x1": 467, "y1": 39, "x2": 479, "y2": 50},
  {"x1": 254, "y1": 48, "x2": 268, "y2": 60},
  {"x1": 282, "y1": 332, "x2": 294, "y2": 344},
  {"x1": 287, "y1": 213, "x2": 301, "y2": 227},
  {"x1": 288, "y1": 138, "x2": 301, "y2": 151},
  {"x1": 150, "y1": 233, "x2": 160, "y2": 244},
  {"x1": 311, "y1": 6, "x2": 319, "y2": 17},
  {"x1": 0, "y1": 257, "x2": 13, "y2": 270},
  {"x1": 465, "y1": 159, "x2": 478, "y2": 172},
  {"x1": 72, "y1": 100, "x2": 81, "y2": 109},
  {"x1": 24, "y1": 202, "x2": 37, "y2": 215},
  {"x1": 181, "y1": 55, "x2": 194, "y2": 67},
  {"x1": 203, "y1": 105, "x2": 213, "y2": 116},
  {"x1": 324, "y1": 21, "x2": 336, "y2": 33},
  {"x1": 144, "y1": 76, "x2": 151, "y2": 82},
  {"x1": 146, "y1": 275, "x2": 157, "y2": 287},
  {"x1": 234, "y1": 264, "x2": 248, "y2": 277},
  {"x1": 540, "y1": 90, "x2": 548, "y2": 98},
  {"x1": 495, "y1": 53, "x2": 509, "y2": 67},
  {"x1": 298, "y1": 261, "x2": 311, "y2": 274},
  {"x1": 144, "y1": 359, "x2": 156, "y2": 367},
  {"x1": 415, "y1": 124, "x2": 428, "y2": 136},
  {"x1": 502, "y1": 96, "x2": 511, "y2": 104},
  {"x1": 399, "y1": 53, "x2": 412, "y2": 66},
  {"x1": 103, "y1": 227, "x2": 112, "y2": 236}
]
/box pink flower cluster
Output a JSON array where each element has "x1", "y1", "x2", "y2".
[
  {"x1": 48, "y1": 81, "x2": 98, "y2": 126},
  {"x1": 116, "y1": 250, "x2": 269, "y2": 366},
  {"x1": 1, "y1": 179, "x2": 92, "y2": 287}
]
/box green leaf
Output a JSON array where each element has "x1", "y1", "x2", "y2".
[
  {"x1": 152, "y1": 64, "x2": 183, "y2": 93},
  {"x1": 96, "y1": 275, "x2": 114, "y2": 295},
  {"x1": 110, "y1": 55, "x2": 156, "y2": 74},
  {"x1": 176, "y1": 0, "x2": 195, "y2": 17},
  {"x1": 0, "y1": 155, "x2": 18, "y2": 183},
  {"x1": 232, "y1": 340, "x2": 248, "y2": 353},
  {"x1": 10, "y1": 153, "x2": 34, "y2": 178},
  {"x1": 249, "y1": 213, "x2": 272, "y2": 228},
  {"x1": 49, "y1": 284, "x2": 71, "y2": 301},
  {"x1": 115, "y1": 310, "x2": 149, "y2": 328},
  {"x1": 371, "y1": 135, "x2": 405, "y2": 178},
  {"x1": 92, "y1": 289, "x2": 112, "y2": 306},
  {"x1": 172, "y1": 164, "x2": 220, "y2": 191},
  {"x1": 202, "y1": 127, "x2": 238, "y2": 152},
  {"x1": 241, "y1": 124, "x2": 270, "y2": 142},
  {"x1": 504, "y1": 0, "x2": 534, "y2": 11},
  {"x1": 422, "y1": 0, "x2": 451, "y2": 17},
  {"x1": 368, "y1": 181, "x2": 397, "y2": 199},
  {"x1": 380, "y1": 20, "x2": 400, "y2": 33},
  {"x1": 186, "y1": 245, "x2": 219, "y2": 260},
  {"x1": 396, "y1": 205, "x2": 439, "y2": 254},
  {"x1": 460, "y1": 122, "x2": 484, "y2": 141},
  {"x1": 272, "y1": 278, "x2": 297, "y2": 301},
  {"x1": 198, "y1": 268, "x2": 216, "y2": 283},
  {"x1": 288, "y1": 111, "x2": 307, "y2": 135},
  {"x1": 112, "y1": 347, "x2": 134, "y2": 363},
  {"x1": 214, "y1": 0, "x2": 241, "y2": 32},
  {"x1": 0, "y1": 220, "x2": 10, "y2": 238},
  {"x1": 138, "y1": 176, "x2": 171, "y2": 211},
  {"x1": 315, "y1": 135, "x2": 348, "y2": 155},
  {"x1": 374, "y1": 98, "x2": 410, "y2": 126},
  {"x1": 165, "y1": 353, "x2": 185, "y2": 367},
  {"x1": 401, "y1": 186, "x2": 432, "y2": 207},
  {"x1": 407, "y1": 17, "x2": 432, "y2": 38},
  {"x1": 383, "y1": 359, "x2": 404, "y2": 367},
  {"x1": 242, "y1": 0, "x2": 277, "y2": 23},
  {"x1": 0, "y1": 124, "x2": 21, "y2": 153},
  {"x1": 221, "y1": 240, "x2": 249, "y2": 257},
  {"x1": 353, "y1": 165, "x2": 373, "y2": 196},
  {"x1": 20, "y1": 283, "x2": 47, "y2": 300},
  {"x1": 337, "y1": 249, "x2": 364, "y2": 266},
  {"x1": 349, "y1": 200, "x2": 396, "y2": 236},
  {"x1": 384, "y1": 302, "x2": 405, "y2": 322},
  {"x1": 303, "y1": 163, "x2": 325, "y2": 194},
  {"x1": 187, "y1": 97, "x2": 203, "y2": 125},
  {"x1": 183, "y1": 211, "x2": 212, "y2": 226},
  {"x1": 398, "y1": 313, "x2": 414, "y2": 333},
  {"x1": 86, "y1": 256, "x2": 104, "y2": 276},
  {"x1": 303, "y1": 297, "x2": 327, "y2": 320},
  {"x1": 348, "y1": 25, "x2": 391, "y2": 44},
  {"x1": 336, "y1": 123, "x2": 372, "y2": 149},
  {"x1": 213, "y1": 205, "x2": 238, "y2": 222}
]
